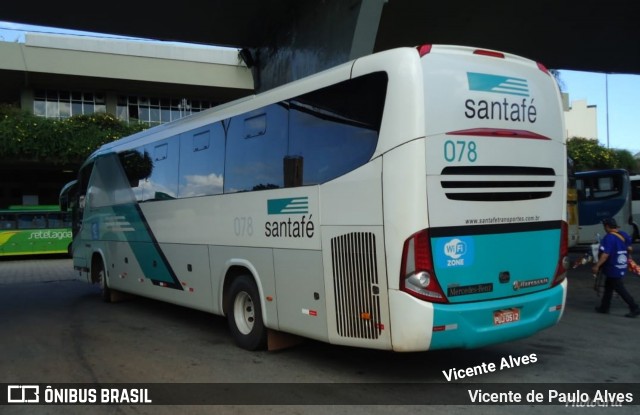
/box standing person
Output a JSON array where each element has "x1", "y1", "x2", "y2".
[{"x1": 592, "y1": 218, "x2": 640, "y2": 317}]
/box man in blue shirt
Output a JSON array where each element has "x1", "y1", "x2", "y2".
[{"x1": 592, "y1": 218, "x2": 640, "y2": 317}]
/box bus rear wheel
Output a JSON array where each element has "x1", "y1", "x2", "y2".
[{"x1": 227, "y1": 275, "x2": 267, "y2": 350}]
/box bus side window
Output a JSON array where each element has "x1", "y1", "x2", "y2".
[
  {"x1": 224, "y1": 105, "x2": 288, "y2": 193},
  {"x1": 34, "y1": 215, "x2": 46, "y2": 228},
  {"x1": 178, "y1": 124, "x2": 225, "y2": 198},
  {"x1": 142, "y1": 138, "x2": 179, "y2": 201},
  {"x1": 119, "y1": 148, "x2": 150, "y2": 201},
  {"x1": 288, "y1": 72, "x2": 387, "y2": 185},
  {"x1": 0, "y1": 214, "x2": 16, "y2": 229},
  {"x1": 17, "y1": 214, "x2": 40, "y2": 229},
  {"x1": 48, "y1": 213, "x2": 63, "y2": 228}
]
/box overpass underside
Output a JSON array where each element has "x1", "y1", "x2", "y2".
[{"x1": 2, "y1": 0, "x2": 639, "y2": 91}]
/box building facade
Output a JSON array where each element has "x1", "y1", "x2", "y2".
[
  {"x1": 0, "y1": 33, "x2": 253, "y2": 208},
  {"x1": 562, "y1": 93, "x2": 598, "y2": 140}
]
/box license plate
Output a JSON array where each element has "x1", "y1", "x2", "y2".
[{"x1": 493, "y1": 308, "x2": 520, "y2": 325}]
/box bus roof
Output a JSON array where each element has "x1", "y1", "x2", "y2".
[{"x1": 82, "y1": 44, "x2": 562, "y2": 167}]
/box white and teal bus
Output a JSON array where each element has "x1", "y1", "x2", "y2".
[{"x1": 63, "y1": 44, "x2": 568, "y2": 352}]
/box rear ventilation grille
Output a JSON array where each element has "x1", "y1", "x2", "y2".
[
  {"x1": 440, "y1": 166, "x2": 555, "y2": 202},
  {"x1": 441, "y1": 166, "x2": 555, "y2": 176},
  {"x1": 331, "y1": 232, "x2": 382, "y2": 339}
]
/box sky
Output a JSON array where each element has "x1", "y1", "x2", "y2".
[
  {"x1": 0, "y1": 20, "x2": 144, "y2": 42},
  {"x1": 558, "y1": 70, "x2": 640, "y2": 155},
  {"x1": 1, "y1": 21, "x2": 639, "y2": 155}
]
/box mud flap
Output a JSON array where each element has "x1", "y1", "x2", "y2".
[{"x1": 267, "y1": 329, "x2": 305, "y2": 351}]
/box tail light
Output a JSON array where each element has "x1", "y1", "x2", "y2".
[
  {"x1": 416, "y1": 44, "x2": 432, "y2": 57},
  {"x1": 551, "y1": 221, "x2": 569, "y2": 287},
  {"x1": 400, "y1": 229, "x2": 448, "y2": 303},
  {"x1": 536, "y1": 62, "x2": 551, "y2": 76},
  {"x1": 473, "y1": 49, "x2": 505, "y2": 59}
]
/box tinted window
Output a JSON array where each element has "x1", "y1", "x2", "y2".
[
  {"x1": 109, "y1": 72, "x2": 387, "y2": 199},
  {"x1": 288, "y1": 109, "x2": 378, "y2": 185},
  {"x1": 631, "y1": 179, "x2": 640, "y2": 201},
  {"x1": 47, "y1": 213, "x2": 65, "y2": 228},
  {"x1": 0, "y1": 214, "x2": 16, "y2": 229},
  {"x1": 90, "y1": 153, "x2": 140, "y2": 208},
  {"x1": 142, "y1": 137, "x2": 179, "y2": 200},
  {"x1": 17, "y1": 214, "x2": 46, "y2": 229},
  {"x1": 119, "y1": 148, "x2": 151, "y2": 202},
  {"x1": 288, "y1": 72, "x2": 386, "y2": 185},
  {"x1": 576, "y1": 174, "x2": 624, "y2": 200},
  {"x1": 179, "y1": 123, "x2": 226, "y2": 197},
  {"x1": 224, "y1": 104, "x2": 288, "y2": 192}
]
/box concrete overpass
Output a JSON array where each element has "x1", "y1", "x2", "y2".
[
  {"x1": 2, "y1": 0, "x2": 638, "y2": 91},
  {"x1": 0, "y1": 32, "x2": 252, "y2": 104}
]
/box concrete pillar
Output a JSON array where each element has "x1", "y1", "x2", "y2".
[
  {"x1": 105, "y1": 91, "x2": 118, "y2": 117},
  {"x1": 20, "y1": 88, "x2": 34, "y2": 112},
  {"x1": 350, "y1": 0, "x2": 387, "y2": 60}
]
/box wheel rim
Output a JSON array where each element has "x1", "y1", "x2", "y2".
[
  {"x1": 233, "y1": 291, "x2": 255, "y2": 335},
  {"x1": 98, "y1": 269, "x2": 106, "y2": 290}
]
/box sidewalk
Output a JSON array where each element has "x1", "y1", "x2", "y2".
[{"x1": 0, "y1": 257, "x2": 77, "y2": 284}]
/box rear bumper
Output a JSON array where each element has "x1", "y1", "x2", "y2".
[{"x1": 389, "y1": 279, "x2": 567, "y2": 351}]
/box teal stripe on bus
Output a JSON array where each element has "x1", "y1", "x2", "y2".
[
  {"x1": 103, "y1": 203, "x2": 182, "y2": 289},
  {"x1": 432, "y1": 228, "x2": 560, "y2": 303}
]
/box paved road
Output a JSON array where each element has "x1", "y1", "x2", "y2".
[{"x1": 1, "y1": 252, "x2": 639, "y2": 414}]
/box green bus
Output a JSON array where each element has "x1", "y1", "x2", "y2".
[{"x1": 0, "y1": 205, "x2": 72, "y2": 257}]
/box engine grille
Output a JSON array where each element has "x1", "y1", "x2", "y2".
[{"x1": 331, "y1": 232, "x2": 382, "y2": 339}]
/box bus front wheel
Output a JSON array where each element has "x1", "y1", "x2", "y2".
[
  {"x1": 226, "y1": 275, "x2": 267, "y2": 351},
  {"x1": 94, "y1": 260, "x2": 111, "y2": 303}
]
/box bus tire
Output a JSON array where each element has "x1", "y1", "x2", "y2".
[
  {"x1": 226, "y1": 275, "x2": 267, "y2": 351},
  {"x1": 95, "y1": 260, "x2": 111, "y2": 303}
]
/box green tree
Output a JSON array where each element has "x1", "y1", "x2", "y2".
[
  {"x1": 611, "y1": 148, "x2": 638, "y2": 173},
  {"x1": 0, "y1": 104, "x2": 146, "y2": 166},
  {"x1": 567, "y1": 136, "x2": 637, "y2": 172},
  {"x1": 549, "y1": 69, "x2": 565, "y2": 92}
]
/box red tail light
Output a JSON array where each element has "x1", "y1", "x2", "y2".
[
  {"x1": 473, "y1": 49, "x2": 505, "y2": 59},
  {"x1": 416, "y1": 44, "x2": 432, "y2": 57},
  {"x1": 446, "y1": 128, "x2": 551, "y2": 140},
  {"x1": 537, "y1": 62, "x2": 551, "y2": 76},
  {"x1": 552, "y1": 221, "x2": 569, "y2": 287},
  {"x1": 400, "y1": 229, "x2": 448, "y2": 303}
]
